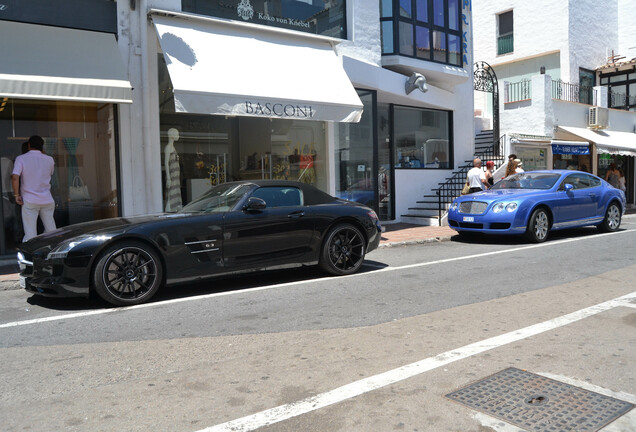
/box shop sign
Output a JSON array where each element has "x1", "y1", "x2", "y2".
[
  {"x1": 245, "y1": 101, "x2": 314, "y2": 119},
  {"x1": 182, "y1": 0, "x2": 345, "y2": 38},
  {"x1": 551, "y1": 144, "x2": 589, "y2": 155}
]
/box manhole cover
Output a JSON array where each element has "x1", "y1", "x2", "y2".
[{"x1": 446, "y1": 368, "x2": 634, "y2": 431}]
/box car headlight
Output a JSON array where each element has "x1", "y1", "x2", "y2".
[
  {"x1": 492, "y1": 202, "x2": 518, "y2": 213},
  {"x1": 46, "y1": 235, "x2": 94, "y2": 260}
]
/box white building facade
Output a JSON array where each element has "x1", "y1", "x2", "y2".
[
  {"x1": 473, "y1": 0, "x2": 636, "y2": 205},
  {"x1": 0, "y1": 0, "x2": 477, "y2": 256}
]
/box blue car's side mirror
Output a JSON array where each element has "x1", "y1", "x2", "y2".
[{"x1": 564, "y1": 183, "x2": 574, "y2": 192}]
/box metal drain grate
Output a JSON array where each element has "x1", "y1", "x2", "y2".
[{"x1": 446, "y1": 368, "x2": 634, "y2": 431}]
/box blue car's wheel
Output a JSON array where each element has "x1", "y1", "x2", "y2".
[
  {"x1": 598, "y1": 202, "x2": 621, "y2": 232},
  {"x1": 526, "y1": 208, "x2": 549, "y2": 243}
]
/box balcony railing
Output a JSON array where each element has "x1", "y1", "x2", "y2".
[
  {"x1": 504, "y1": 80, "x2": 531, "y2": 103},
  {"x1": 497, "y1": 34, "x2": 513, "y2": 55},
  {"x1": 552, "y1": 80, "x2": 593, "y2": 104}
]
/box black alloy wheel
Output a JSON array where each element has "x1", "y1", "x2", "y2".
[
  {"x1": 320, "y1": 223, "x2": 366, "y2": 275},
  {"x1": 598, "y1": 202, "x2": 621, "y2": 232},
  {"x1": 93, "y1": 241, "x2": 163, "y2": 306},
  {"x1": 526, "y1": 207, "x2": 550, "y2": 243}
]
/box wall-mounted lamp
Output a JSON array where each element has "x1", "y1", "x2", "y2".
[
  {"x1": 540, "y1": 66, "x2": 546, "y2": 74},
  {"x1": 405, "y1": 72, "x2": 428, "y2": 95}
]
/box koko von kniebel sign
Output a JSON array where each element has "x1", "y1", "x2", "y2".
[{"x1": 182, "y1": 0, "x2": 346, "y2": 39}]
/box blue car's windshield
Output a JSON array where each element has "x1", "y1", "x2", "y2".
[
  {"x1": 491, "y1": 172, "x2": 561, "y2": 190},
  {"x1": 180, "y1": 183, "x2": 252, "y2": 213}
]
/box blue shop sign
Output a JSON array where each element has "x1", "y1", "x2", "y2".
[{"x1": 552, "y1": 144, "x2": 590, "y2": 155}]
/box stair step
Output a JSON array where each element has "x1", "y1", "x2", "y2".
[{"x1": 408, "y1": 206, "x2": 440, "y2": 211}]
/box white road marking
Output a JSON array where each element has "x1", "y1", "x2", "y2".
[
  {"x1": 198, "y1": 293, "x2": 636, "y2": 432},
  {"x1": 1, "y1": 228, "x2": 634, "y2": 329}
]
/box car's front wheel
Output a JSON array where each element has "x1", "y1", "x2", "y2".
[
  {"x1": 319, "y1": 223, "x2": 366, "y2": 275},
  {"x1": 598, "y1": 202, "x2": 621, "y2": 232},
  {"x1": 526, "y1": 208, "x2": 550, "y2": 243},
  {"x1": 93, "y1": 241, "x2": 163, "y2": 306}
]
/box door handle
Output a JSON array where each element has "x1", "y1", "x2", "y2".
[{"x1": 288, "y1": 211, "x2": 304, "y2": 218}]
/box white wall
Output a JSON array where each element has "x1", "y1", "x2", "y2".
[
  {"x1": 473, "y1": 0, "x2": 569, "y2": 66},
  {"x1": 566, "y1": 0, "x2": 617, "y2": 82},
  {"x1": 618, "y1": 0, "x2": 636, "y2": 60},
  {"x1": 473, "y1": 0, "x2": 622, "y2": 83}
]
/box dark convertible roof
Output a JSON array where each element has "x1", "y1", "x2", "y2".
[{"x1": 230, "y1": 180, "x2": 337, "y2": 205}]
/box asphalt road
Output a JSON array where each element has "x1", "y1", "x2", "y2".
[{"x1": 1, "y1": 219, "x2": 636, "y2": 431}]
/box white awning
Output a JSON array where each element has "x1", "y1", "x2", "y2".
[
  {"x1": 0, "y1": 21, "x2": 132, "y2": 103},
  {"x1": 557, "y1": 126, "x2": 636, "y2": 156},
  {"x1": 152, "y1": 13, "x2": 363, "y2": 122}
]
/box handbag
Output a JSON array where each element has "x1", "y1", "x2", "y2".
[
  {"x1": 461, "y1": 177, "x2": 471, "y2": 195},
  {"x1": 69, "y1": 175, "x2": 91, "y2": 201}
]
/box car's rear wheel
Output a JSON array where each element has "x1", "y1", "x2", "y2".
[
  {"x1": 93, "y1": 241, "x2": 163, "y2": 306},
  {"x1": 319, "y1": 223, "x2": 366, "y2": 275},
  {"x1": 598, "y1": 202, "x2": 621, "y2": 232},
  {"x1": 526, "y1": 208, "x2": 549, "y2": 243}
]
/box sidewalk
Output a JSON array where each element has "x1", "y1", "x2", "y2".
[
  {"x1": 379, "y1": 223, "x2": 456, "y2": 247},
  {"x1": 0, "y1": 224, "x2": 456, "y2": 288}
]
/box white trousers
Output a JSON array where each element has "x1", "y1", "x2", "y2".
[{"x1": 22, "y1": 201, "x2": 56, "y2": 242}]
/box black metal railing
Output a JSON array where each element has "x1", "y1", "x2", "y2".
[
  {"x1": 504, "y1": 80, "x2": 531, "y2": 103},
  {"x1": 435, "y1": 135, "x2": 506, "y2": 221},
  {"x1": 552, "y1": 80, "x2": 593, "y2": 104}
]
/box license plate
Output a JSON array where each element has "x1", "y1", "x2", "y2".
[
  {"x1": 463, "y1": 216, "x2": 475, "y2": 222},
  {"x1": 19, "y1": 276, "x2": 26, "y2": 289}
]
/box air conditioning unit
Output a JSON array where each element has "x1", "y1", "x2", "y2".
[{"x1": 588, "y1": 106, "x2": 609, "y2": 129}]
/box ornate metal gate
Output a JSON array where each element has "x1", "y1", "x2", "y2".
[{"x1": 474, "y1": 61, "x2": 499, "y2": 152}]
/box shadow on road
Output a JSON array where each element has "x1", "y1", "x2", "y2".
[
  {"x1": 24, "y1": 260, "x2": 391, "y2": 311},
  {"x1": 450, "y1": 226, "x2": 626, "y2": 245}
]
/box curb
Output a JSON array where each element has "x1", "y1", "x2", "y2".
[
  {"x1": 0, "y1": 280, "x2": 19, "y2": 291},
  {"x1": 379, "y1": 235, "x2": 453, "y2": 248}
]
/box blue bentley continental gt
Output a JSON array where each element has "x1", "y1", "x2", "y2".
[{"x1": 448, "y1": 170, "x2": 626, "y2": 242}]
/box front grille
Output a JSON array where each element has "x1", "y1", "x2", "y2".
[
  {"x1": 490, "y1": 223, "x2": 511, "y2": 230},
  {"x1": 459, "y1": 222, "x2": 483, "y2": 229},
  {"x1": 459, "y1": 201, "x2": 488, "y2": 214}
]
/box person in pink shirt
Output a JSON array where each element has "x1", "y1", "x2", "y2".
[{"x1": 11, "y1": 135, "x2": 56, "y2": 242}]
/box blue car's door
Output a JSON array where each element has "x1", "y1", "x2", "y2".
[{"x1": 554, "y1": 173, "x2": 599, "y2": 225}]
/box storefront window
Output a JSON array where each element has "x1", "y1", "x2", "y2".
[
  {"x1": 159, "y1": 113, "x2": 327, "y2": 209},
  {"x1": 335, "y1": 90, "x2": 377, "y2": 211},
  {"x1": 181, "y1": 0, "x2": 346, "y2": 39},
  {"x1": 0, "y1": 99, "x2": 119, "y2": 254},
  {"x1": 394, "y1": 106, "x2": 451, "y2": 169},
  {"x1": 554, "y1": 153, "x2": 591, "y2": 172},
  {"x1": 515, "y1": 146, "x2": 548, "y2": 171}
]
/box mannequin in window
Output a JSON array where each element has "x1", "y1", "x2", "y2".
[{"x1": 164, "y1": 128, "x2": 182, "y2": 212}]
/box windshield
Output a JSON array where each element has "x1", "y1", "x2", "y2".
[
  {"x1": 180, "y1": 183, "x2": 252, "y2": 213},
  {"x1": 491, "y1": 172, "x2": 561, "y2": 190}
]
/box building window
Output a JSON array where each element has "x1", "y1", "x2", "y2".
[
  {"x1": 600, "y1": 71, "x2": 636, "y2": 111},
  {"x1": 497, "y1": 10, "x2": 513, "y2": 55},
  {"x1": 182, "y1": 0, "x2": 347, "y2": 39},
  {"x1": 578, "y1": 68, "x2": 594, "y2": 105},
  {"x1": 380, "y1": 0, "x2": 463, "y2": 66},
  {"x1": 0, "y1": 99, "x2": 120, "y2": 253},
  {"x1": 394, "y1": 105, "x2": 452, "y2": 169}
]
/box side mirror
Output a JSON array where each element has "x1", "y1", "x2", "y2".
[
  {"x1": 244, "y1": 197, "x2": 266, "y2": 211},
  {"x1": 564, "y1": 183, "x2": 574, "y2": 192}
]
